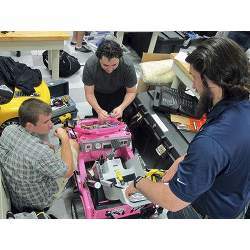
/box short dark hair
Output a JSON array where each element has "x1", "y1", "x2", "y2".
[
  {"x1": 186, "y1": 37, "x2": 250, "y2": 100},
  {"x1": 95, "y1": 39, "x2": 123, "y2": 60},
  {"x1": 18, "y1": 98, "x2": 52, "y2": 127}
]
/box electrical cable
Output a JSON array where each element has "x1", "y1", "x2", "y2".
[{"x1": 146, "y1": 89, "x2": 154, "y2": 100}]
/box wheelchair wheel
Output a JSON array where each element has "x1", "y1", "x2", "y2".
[
  {"x1": 140, "y1": 205, "x2": 157, "y2": 218},
  {"x1": 71, "y1": 196, "x2": 85, "y2": 219},
  {"x1": 0, "y1": 118, "x2": 19, "y2": 134}
]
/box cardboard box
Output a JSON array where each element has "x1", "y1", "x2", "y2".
[
  {"x1": 170, "y1": 114, "x2": 206, "y2": 132},
  {"x1": 137, "y1": 52, "x2": 175, "y2": 93}
]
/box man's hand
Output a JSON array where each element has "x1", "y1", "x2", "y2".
[
  {"x1": 125, "y1": 182, "x2": 138, "y2": 198},
  {"x1": 54, "y1": 127, "x2": 69, "y2": 141},
  {"x1": 112, "y1": 106, "x2": 124, "y2": 119},
  {"x1": 97, "y1": 109, "x2": 109, "y2": 122}
]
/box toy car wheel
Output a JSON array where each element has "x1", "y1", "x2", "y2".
[
  {"x1": 71, "y1": 196, "x2": 85, "y2": 219},
  {"x1": 140, "y1": 205, "x2": 157, "y2": 218},
  {"x1": 0, "y1": 118, "x2": 19, "y2": 133}
]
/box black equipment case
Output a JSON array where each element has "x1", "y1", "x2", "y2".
[
  {"x1": 47, "y1": 80, "x2": 78, "y2": 122},
  {"x1": 128, "y1": 91, "x2": 194, "y2": 170}
]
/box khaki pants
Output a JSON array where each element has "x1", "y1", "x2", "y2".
[{"x1": 53, "y1": 145, "x2": 78, "y2": 200}]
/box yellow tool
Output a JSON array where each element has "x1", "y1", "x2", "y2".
[
  {"x1": 52, "y1": 113, "x2": 72, "y2": 125},
  {"x1": 58, "y1": 113, "x2": 72, "y2": 124},
  {"x1": 145, "y1": 169, "x2": 165, "y2": 182}
]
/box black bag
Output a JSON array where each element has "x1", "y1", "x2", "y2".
[
  {"x1": 42, "y1": 50, "x2": 81, "y2": 77},
  {"x1": 0, "y1": 56, "x2": 42, "y2": 95}
]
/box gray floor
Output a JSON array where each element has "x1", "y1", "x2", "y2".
[
  {"x1": 0, "y1": 33, "x2": 168, "y2": 218},
  {"x1": 0, "y1": 34, "x2": 141, "y2": 119}
]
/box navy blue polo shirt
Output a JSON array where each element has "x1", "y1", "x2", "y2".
[{"x1": 169, "y1": 99, "x2": 250, "y2": 218}]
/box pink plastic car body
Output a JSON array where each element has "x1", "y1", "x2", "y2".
[{"x1": 71, "y1": 118, "x2": 153, "y2": 219}]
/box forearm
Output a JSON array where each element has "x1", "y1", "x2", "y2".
[
  {"x1": 86, "y1": 93, "x2": 103, "y2": 113},
  {"x1": 60, "y1": 138, "x2": 74, "y2": 177},
  {"x1": 119, "y1": 92, "x2": 136, "y2": 110},
  {"x1": 136, "y1": 178, "x2": 188, "y2": 211}
]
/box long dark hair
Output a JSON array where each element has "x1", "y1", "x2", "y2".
[{"x1": 186, "y1": 37, "x2": 250, "y2": 101}]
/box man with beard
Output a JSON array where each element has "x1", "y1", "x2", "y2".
[{"x1": 125, "y1": 37, "x2": 250, "y2": 219}]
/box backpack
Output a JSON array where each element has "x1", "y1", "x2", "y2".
[
  {"x1": 42, "y1": 50, "x2": 81, "y2": 77},
  {"x1": 0, "y1": 56, "x2": 42, "y2": 95}
]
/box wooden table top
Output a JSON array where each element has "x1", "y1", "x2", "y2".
[
  {"x1": 174, "y1": 58, "x2": 193, "y2": 80},
  {"x1": 0, "y1": 31, "x2": 70, "y2": 41}
]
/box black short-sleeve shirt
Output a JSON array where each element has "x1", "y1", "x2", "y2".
[{"x1": 82, "y1": 54, "x2": 137, "y2": 94}]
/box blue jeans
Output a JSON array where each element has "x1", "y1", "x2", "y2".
[
  {"x1": 167, "y1": 205, "x2": 248, "y2": 219},
  {"x1": 167, "y1": 205, "x2": 203, "y2": 219}
]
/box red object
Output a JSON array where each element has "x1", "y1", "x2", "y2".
[{"x1": 189, "y1": 114, "x2": 207, "y2": 132}]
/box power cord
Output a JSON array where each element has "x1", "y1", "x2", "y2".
[{"x1": 146, "y1": 89, "x2": 154, "y2": 100}]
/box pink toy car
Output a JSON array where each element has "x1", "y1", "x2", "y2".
[{"x1": 70, "y1": 117, "x2": 156, "y2": 219}]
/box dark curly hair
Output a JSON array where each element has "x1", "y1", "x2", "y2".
[
  {"x1": 186, "y1": 37, "x2": 250, "y2": 101},
  {"x1": 95, "y1": 39, "x2": 123, "y2": 60}
]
